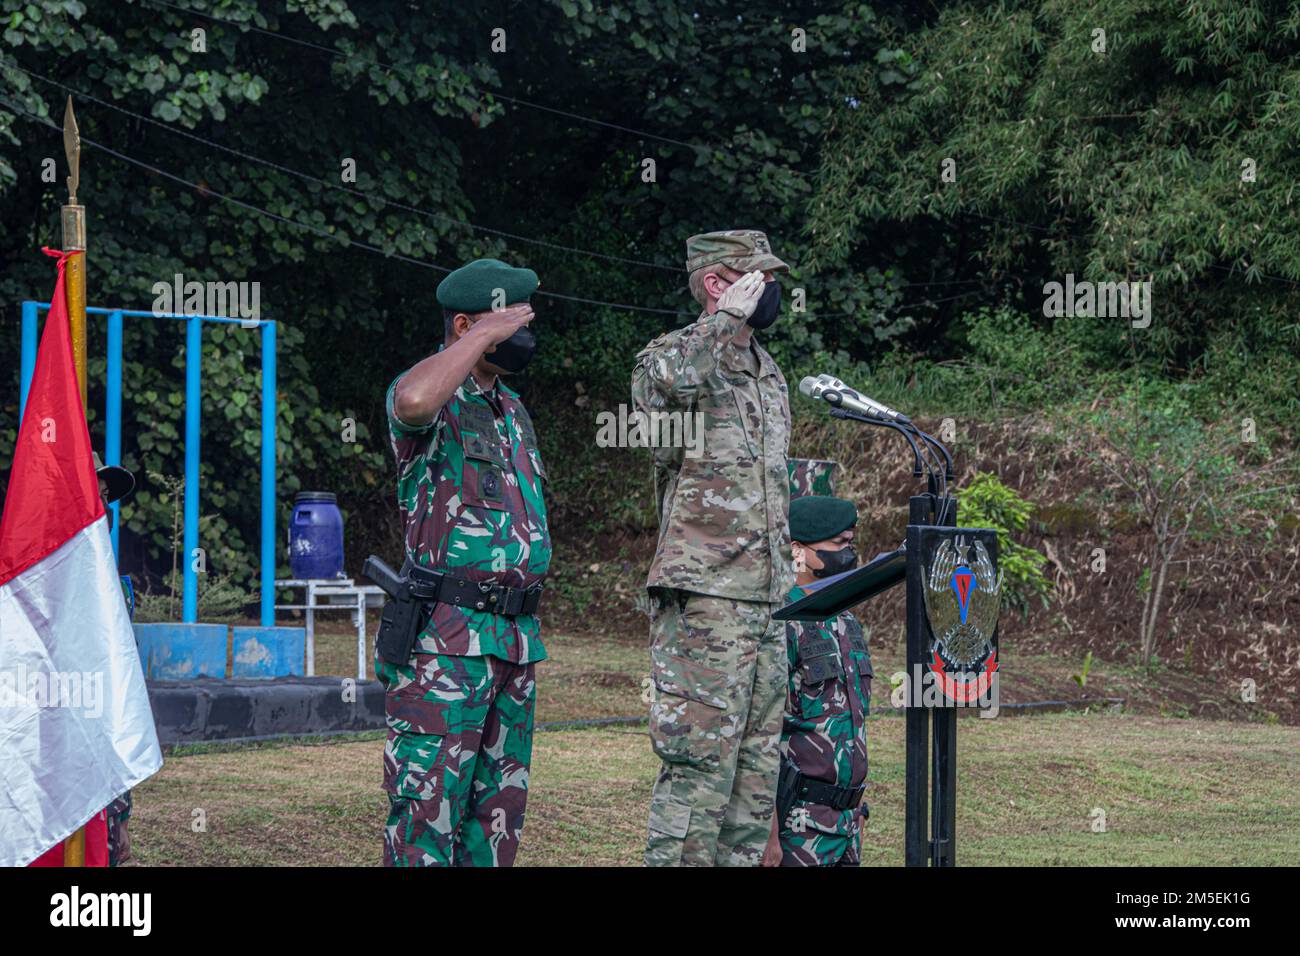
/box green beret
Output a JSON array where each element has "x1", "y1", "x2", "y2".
[
  {"x1": 789, "y1": 495, "x2": 857, "y2": 544},
  {"x1": 437, "y1": 258, "x2": 538, "y2": 313}
]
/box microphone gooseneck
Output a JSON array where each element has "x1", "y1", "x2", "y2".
[{"x1": 802, "y1": 371, "x2": 954, "y2": 521}]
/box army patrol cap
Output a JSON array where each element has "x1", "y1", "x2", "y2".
[
  {"x1": 685, "y1": 230, "x2": 789, "y2": 275},
  {"x1": 436, "y1": 258, "x2": 539, "y2": 313},
  {"x1": 789, "y1": 495, "x2": 857, "y2": 544},
  {"x1": 93, "y1": 452, "x2": 135, "y2": 504}
]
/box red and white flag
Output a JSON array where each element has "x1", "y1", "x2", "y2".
[{"x1": 0, "y1": 250, "x2": 162, "y2": 867}]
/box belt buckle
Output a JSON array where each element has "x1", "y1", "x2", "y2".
[
  {"x1": 473, "y1": 580, "x2": 497, "y2": 612},
  {"x1": 517, "y1": 582, "x2": 543, "y2": 615}
]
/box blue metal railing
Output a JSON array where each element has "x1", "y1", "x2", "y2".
[{"x1": 19, "y1": 303, "x2": 278, "y2": 627}]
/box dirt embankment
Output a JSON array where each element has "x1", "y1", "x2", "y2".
[{"x1": 542, "y1": 414, "x2": 1300, "y2": 725}]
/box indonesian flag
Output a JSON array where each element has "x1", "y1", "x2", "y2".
[{"x1": 0, "y1": 249, "x2": 162, "y2": 867}]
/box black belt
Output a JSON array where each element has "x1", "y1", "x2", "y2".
[
  {"x1": 405, "y1": 562, "x2": 544, "y2": 617},
  {"x1": 786, "y1": 764, "x2": 865, "y2": 812}
]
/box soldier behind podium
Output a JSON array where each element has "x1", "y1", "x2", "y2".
[
  {"x1": 379, "y1": 258, "x2": 550, "y2": 867},
  {"x1": 768, "y1": 470, "x2": 872, "y2": 867},
  {"x1": 632, "y1": 230, "x2": 793, "y2": 866}
]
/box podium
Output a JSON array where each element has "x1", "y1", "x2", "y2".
[{"x1": 778, "y1": 395, "x2": 1001, "y2": 867}]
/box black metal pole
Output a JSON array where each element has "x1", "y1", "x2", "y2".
[
  {"x1": 904, "y1": 495, "x2": 933, "y2": 866},
  {"x1": 930, "y1": 494, "x2": 959, "y2": 867}
]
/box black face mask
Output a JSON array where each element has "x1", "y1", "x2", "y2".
[
  {"x1": 812, "y1": 545, "x2": 857, "y2": 579},
  {"x1": 747, "y1": 281, "x2": 782, "y2": 330},
  {"x1": 484, "y1": 326, "x2": 537, "y2": 374}
]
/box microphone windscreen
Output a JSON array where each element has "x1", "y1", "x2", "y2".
[{"x1": 798, "y1": 376, "x2": 819, "y2": 398}]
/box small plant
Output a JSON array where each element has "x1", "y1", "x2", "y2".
[
  {"x1": 131, "y1": 469, "x2": 255, "y2": 623},
  {"x1": 133, "y1": 574, "x2": 254, "y2": 624},
  {"x1": 1082, "y1": 382, "x2": 1290, "y2": 671},
  {"x1": 958, "y1": 471, "x2": 1052, "y2": 614},
  {"x1": 1071, "y1": 651, "x2": 1094, "y2": 689}
]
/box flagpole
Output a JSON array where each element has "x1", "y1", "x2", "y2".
[
  {"x1": 61, "y1": 95, "x2": 89, "y2": 868},
  {"x1": 62, "y1": 96, "x2": 87, "y2": 405}
]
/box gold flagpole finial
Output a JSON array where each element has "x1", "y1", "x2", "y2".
[{"x1": 62, "y1": 95, "x2": 80, "y2": 205}]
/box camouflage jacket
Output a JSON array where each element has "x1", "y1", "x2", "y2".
[
  {"x1": 631, "y1": 307, "x2": 793, "y2": 603},
  {"x1": 386, "y1": 368, "x2": 550, "y2": 663},
  {"x1": 782, "y1": 586, "x2": 872, "y2": 800}
]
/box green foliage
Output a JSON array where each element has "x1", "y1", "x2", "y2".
[
  {"x1": 134, "y1": 573, "x2": 254, "y2": 624},
  {"x1": 1077, "y1": 379, "x2": 1291, "y2": 667},
  {"x1": 1, "y1": 0, "x2": 1297, "y2": 598},
  {"x1": 957, "y1": 471, "x2": 1051, "y2": 613},
  {"x1": 0, "y1": 0, "x2": 928, "y2": 587},
  {"x1": 1080, "y1": 380, "x2": 1271, "y2": 543},
  {"x1": 811, "y1": 0, "x2": 1300, "y2": 437}
]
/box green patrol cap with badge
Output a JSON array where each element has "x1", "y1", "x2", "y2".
[
  {"x1": 685, "y1": 229, "x2": 790, "y2": 275},
  {"x1": 436, "y1": 258, "x2": 539, "y2": 314},
  {"x1": 789, "y1": 495, "x2": 857, "y2": 544}
]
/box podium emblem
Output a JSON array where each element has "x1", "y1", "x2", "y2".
[{"x1": 922, "y1": 534, "x2": 1002, "y2": 703}]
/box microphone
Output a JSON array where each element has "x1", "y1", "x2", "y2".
[{"x1": 798, "y1": 374, "x2": 913, "y2": 424}]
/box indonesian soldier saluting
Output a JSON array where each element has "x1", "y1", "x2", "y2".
[
  {"x1": 768, "y1": 484, "x2": 872, "y2": 867},
  {"x1": 631, "y1": 230, "x2": 793, "y2": 866},
  {"x1": 380, "y1": 258, "x2": 550, "y2": 867}
]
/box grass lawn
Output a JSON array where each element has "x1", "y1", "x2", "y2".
[
  {"x1": 304, "y1": 624, "x2": 1275, "y2": 727},
  {"x1": 128, "y1": 710, "x2": 1300, "y2": 866}
]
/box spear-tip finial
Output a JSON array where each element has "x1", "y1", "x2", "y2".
[{"x1": 62, "y1": 95, "x2": 80, "y2": 205}]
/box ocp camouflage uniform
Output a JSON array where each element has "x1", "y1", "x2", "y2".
[
  {"x1": 632, "y1": 229, "x2": 793, "y2": 866},
  {"x1": 379, "y1": 368, "x2": 549, "y2": 867},
  {"x1": 779, "y1": 593, "x2": 872, "y2": 866}
]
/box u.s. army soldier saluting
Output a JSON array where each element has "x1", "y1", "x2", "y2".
[{"x1": 631, "y1": 230, "x2": 794, "y2": 866}]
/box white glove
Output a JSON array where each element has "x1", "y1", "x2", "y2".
[{"x1": 715, "y1": 270, "x2": 766, "y2": 320}]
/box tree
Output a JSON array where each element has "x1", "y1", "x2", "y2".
[
  {"x1": 809, "y1": 0, "x2": 1300, "y2": 432},
  {"x1": 0, "y1": 1, "x2": 918, "y2": 589},
  {"x1": 1083, "y1": 383, "x2": 1289, "y2": 669}
]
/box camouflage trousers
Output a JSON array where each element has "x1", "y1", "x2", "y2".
[
  {"x1": 106, "y1": 792, "x2": 131, "y2": 867},
  {"x1": 644, "y1": 589, "x2": 787, "y2": 866},
  {"x1": 779, "y1": 802, "x2": 862, "y2": 866},
  {"x1": 377, "y1": 651, "x2": 536, "y2": 867}
]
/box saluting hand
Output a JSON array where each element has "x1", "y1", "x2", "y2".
[
  {"x1": 716, "y1": 270, "x2": 767, "y2": 320},
  {"x1": 473, "y1": 304, "x2": 535, "y2": 347}
]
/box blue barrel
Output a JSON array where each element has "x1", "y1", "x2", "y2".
[{"x1": 289, "y1": 492, "x2": 345, "y2": 579}]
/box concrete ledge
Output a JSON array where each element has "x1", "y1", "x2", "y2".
[
  {"x1": 231, "y1": 626, "x2": 306, "y2": 677},
  {"x1": 147, "y1": 676, "x2": 385, "y2": 746},
  {"x1": 136, "y1": 623, "x2": 227, "y2": 680}
]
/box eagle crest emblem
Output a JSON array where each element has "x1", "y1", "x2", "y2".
[{"x1": 922, "y1": 534, "x2": 1001, "y2": 703}]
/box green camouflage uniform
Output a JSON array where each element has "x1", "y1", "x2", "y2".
[
  {"x1": 788, "y1": 459, "x2": 838, "y2": 499},
  {"x1": 633, "y1": 230, "x2": 793, "y2": 866},
  {"x1": 379, "y1": 368, "x2": 550, "y2": 867},
  {"x1": 779, "y1": 589, "x2": 872, "y2": 866}
]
